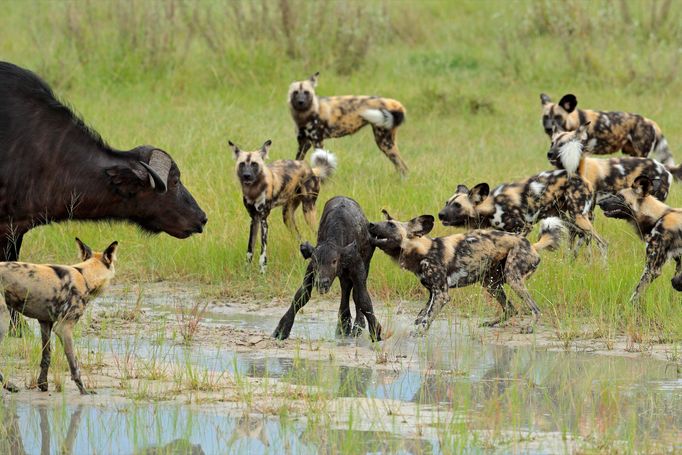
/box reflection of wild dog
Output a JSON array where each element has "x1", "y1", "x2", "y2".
[
  {"x1": 288, "y1": 72, "x2": 408, "y2": 174},
  {"x1": 548, "y1": 122, "x2": 672, "y2": 203},
  {"x1": 369, "y1": 212, "x2": 565, "y2": 334},
  {"x1": 230, "y1": 139, "x2": 336, "y2": 272},
  {"x1": 273, "y1": 196, "x2": 382, "y2": 341},
  {"x1": 540, "y1": 93, "x2": 678, "y2": 171},
  {"x1": 438, "y1": 171, "x2": 606, "y2": 255},
  {"x1": 598, "y1": 177, "x2": 682, "y2": 301},
  {"x1": 0, "y1": 238, "x2": 118, "y2": 394}
]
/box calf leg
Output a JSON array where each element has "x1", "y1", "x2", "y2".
[
  {"x1": 259, "y1": 217, "x2": 269, "y2": 273},
  {"x1": 273, "y1": 263, "x2": 315, "y2": 340},
  {"x1": 0, "y1": 296, "x2": 19, "y2": 392},
  {"x1": 37, "y1": 321, "x2": 53, "y2": 391},
  {"x1": 372, "y1": 126, "x2": 408, "y2": 175},
  {"x1": 337, "y1": 277, "x2": 353, "y2": 337},
  {"x1": 53, "y1": 321, "x2": 93, "y2": 395},
  {"x1": 352, "y1": 284, "x2": 382, "y2": 342}
]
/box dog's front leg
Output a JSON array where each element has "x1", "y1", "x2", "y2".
[
  {"x1": 54, "y1": 321, "x2": 93, "y2": 395},
  {"x1": 259, "y1": 216, "x2": 269, "y2": 273},
  {"x1": 0, "y1": 298, "x2": 19, "y2": 392},
  {"x1": 296, "y1": 130, "x2": 312, "y2": 160},
  {"x1": 37, "y1": 321, "x2": 53, "y2": 391},
  {"x1": 631, "y1": 243, "x2": 666, "y2": 302},
  {"x1": 247, "y1": 215, "x2": 259, "y2": 264}
]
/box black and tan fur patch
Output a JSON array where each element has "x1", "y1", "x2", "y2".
[{"x1": 288, "y1": 72, "x2": 408, "y2": 174}]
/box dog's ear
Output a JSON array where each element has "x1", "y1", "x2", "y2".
[
  {"x1": 558, "y1": 94, "x2": 577, "y2": 113},
  {"x1": 75, "y1": 237, "x2": 93, "y2": 261},
  {"x1": 309, "y1": 71, "x2": 319, "y2": 88},
  {"x1": 228, "y1": 140, "x2": 240, "y2": 160},
  {"x1": 300, "y1": 241, "x2": 315, "y2": 260},
  {"x1": 260, "y1": 140, "x2": 272, "y2": 159},
  {"x1": 456, "y1": 184, "x2": 469, "y2": 194},
  {"x1": 469, "y1": 183, "x2": 490, "y2": 205},
  {"x1": 381, "y1": 209, "x2": 393, "y2": 220},
  {"x1": 407, "y1": 215, "x2": 435, "y2": 238},
  {"x1": 102, "y1": 241, "x2": 118, "y2": 266},
  {"x1": 540, "y1": 93, "x2": 552, "y2": 106},
  {"x1": 632, "y1": 176, "x2": 653, "y2": 198},
  {"x1": 576, "y1": 121, "x2": 591, "y2": 141}
]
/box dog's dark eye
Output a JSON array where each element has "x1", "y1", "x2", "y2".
[
  {"x1": 452, "y1": 202, "x2": 461, "y2": 209},
  {"x1": 238, "y1": 162, "x2": 245, "y2": 168},
  {"x1": 303, "y1": 91, "x2": 309, "y2": 96},
  {"x1": 554, "y1": 115, "x2": 563, "y2": 122},
  {"x1": 292, "y1": 90, "x2": 298, "y2": 95}
]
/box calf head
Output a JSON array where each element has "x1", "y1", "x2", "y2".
[
  {"x1": 300, "y1": 240, "x2": 357, "y2": 294},
  {"x1": 288, "y1": 72, "x2": 319, "y2": 113},
  {"x1": 540, "y1": 93, "x2": 580, "y2": 137},
  {"x1": 230, "y1": 140, "x2": 271, "y2": 186},
  {"x1": 438, "y1": 183, "x2": 489, "y2": 227},
  {"x1": 369, "y1": 210, "x2": 434, "y2": 257},
  {"x1": 547, "y1": 122, "x2": 590, "y2": 174}
]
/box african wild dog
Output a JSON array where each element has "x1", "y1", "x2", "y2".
[
  {"x1": 598, "y1": 176, "x2": 682, "y2": 301},
  {"x1": 288, "y1": 72, "x2": 408, "y2": 174},
  {"x1": 369, "y1": 211, "x2": 565, "y2": 334},
  {"x1": 540, "y1": 93, "x2": 679, "y2": 173},
  {"x1": 272, "y1": 196, "x2": 382, "y2": 341},
  {"x1": 231, "y1": 139, "x2": 336, "y2": 272},
  {"x1": 547, "y1": 122, "x2": 672, "y2": 203},
  {"x1": 0, "y1": 238, "x2": 118, "y2": 394},
  {"x1": 438, "y1": 170, "x2": 606, "y2": 255}
]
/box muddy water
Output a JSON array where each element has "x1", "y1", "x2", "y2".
[{"x1": 2, "y1": 293, "x2": 681, "y2": 454}]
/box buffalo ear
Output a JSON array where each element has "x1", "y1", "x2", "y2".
[
  {"x1": 558, "y1": 94, "x2": 577, "y2": 113},
  {"x1": 540, "y1": 93, "x2": 552, "y2": 106},
  {"x1": 469, "y1": 183, "x2": 490, "y2": 205},
  {"x1": 456, "y1": 184, "x2": 469, "y2": 194},
  {"x1": 632, "y1": 176, "x2": 653, "y2": 198},
  {"x1": 105, "y1": 165, "x2": 147, "y2": 194},
  {"x1": 407, "y1": 215, "x2": 435, "y2": 238},
  {"x1": 102, "y1": 241, "x2": 118, "y2": 266},
  {"x1": 309, "y1": 71, "x2": 319, "y2": 87},
  {"x1": 228, "y1": 140, "x2": 240, "y2": 160},
  {"x1": 300, "y1": 241, "x2": 315, "y2": 260},
  {"x1": 260, "y1": 140, "x2": 272, "y2": 159},
  {"x1": 75, "y1": 237, "x2": 93, "y2": 261}
]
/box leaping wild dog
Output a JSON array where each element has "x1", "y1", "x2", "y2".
[
  {"x1": 540, "y1": 93, "x2": 680, "y2": 174},
  {"x1": 0, "y1": 238, "x2": 118, "y2": 394},
  {"x1": 368, "y1": 211, "x2": 565, "y2": 334},
  {"x1": 438, "y1": 171, "x2": 606, "y2": 256},
  {"x1": 288, "y1": 72, "x2": 408, "y2": 174},
  {"x1": 547, "y1": 122, "x2": 672, "y2": 203},
  {"x1": 598, "y1": 177, "x2": 682, "y2": 301},
  {"x1": 231, "y1": 139, "x2": 336, "y2": 272}
]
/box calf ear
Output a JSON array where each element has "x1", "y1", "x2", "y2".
[
  {"x1": 558, "y1": 94, "x2": 577, "y2": 113},
  {"x1": 300, "y1": 241, "x2": 315, "y2": 260},
  {"x1": 309, "y1": 71, "x2": 319, "y2": 87},
  {"x1": 75, "y1": 238, "x2": 93, "y2": 261},
  {"x1": 381, "y1": 209, "x2": 393, "y2": 220},
  {"x1": 456, "y1": 184, "x2": 469, "y2": 194},
  {"x1": 407, "y1": 215, "x2": 435, "y2": 238},
  {"x1": 469, "y1": 183, "x2": 490, "y2": 205},
  {"x1": 102, "y1": 241, "x2": 119, "y2": 266},
  {"x1": 632, "y1": 176, "x2": 653, "y2": 198},
  {"x1": 228, "y1": 140, "x2": 240, "y2": 160},
  {"x1": 260, "y1": 140, "x2": 272, "y2": 159},
  {"x1": 540, "y1": 93, "x2": 552, "y2": 106}
]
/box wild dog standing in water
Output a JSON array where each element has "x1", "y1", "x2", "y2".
[
  {"x1": 288, "y1": 72, "x2": 408, "y2": 174},
  {"x1": 231, "y1": 139, "x2": 336, "y2": 272},
  {"x1": 540, "y1": 93, "x2": 680, "y2": 173},
  {"x1": 547, "y1": 122, "x2": 672, "y2": 203},
  {"x1": 369, "y1": 212, "x2": 564, "y2": 334},
  {"x1": 272, "y1": 196, "x2": 382, "y2": 341},
  {"x1": 438, "y1": 171, "x2": 606, "y2": 256},
  {"x1": 598, "y1": 177, "x2": 682, "y2": 301},
  {"x1": 0, "y1": 238, "x2": 118, "y2": 394}
]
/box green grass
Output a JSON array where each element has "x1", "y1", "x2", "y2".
[{"x1": 1, "y1": 0, "x2": 681, "y2": 339}]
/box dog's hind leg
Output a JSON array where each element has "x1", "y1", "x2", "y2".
[
  {"x1": 37, "y1": 321, "x2": 53, "y2": 392},
  {"x1": 372, "y1": 126, "x2": 408, "y2": 175},
  {"x1": 302, "y1": 200, "x2": 318, "y2": 233},
  {"x1": 505, "y1": 247, "x2": 542, "y2": 334},
  {"x1": 0, "y1": 296, "x2": 19, "y2": 392},
  {"x1": 283, "y1": 201, "x2": 302, "y2": 239},
  {"x1": 631, "y1": 245, "x2": 666, "y2": 302},
  {"x1": 273, "y1": 263, "x2": 315, "y2": 340},
  {"x1": 54, "y1": 321, "x2": 93, "y2": 395},
  {"x1": 480, "y1": 281, "x2": 517, "y2": 328}
]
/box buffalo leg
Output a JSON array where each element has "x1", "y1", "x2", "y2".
[
  {"x1": 37, "y1": 321, "x2": 53, "y2": 392},
  {"x1": 273, "y1": 263, "x2": 315, "y2": 340},
  {"x1": 2, "y1": 233, "x2": 26, "y2": 337},
  {"x1": 54, "y1": 322, "x2": 93, "y2": 395},
  {"x1": 337, "y1": 277, "x2": 353, "y2": 337}
]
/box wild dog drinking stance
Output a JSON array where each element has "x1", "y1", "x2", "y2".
[
  {"x1": 273, "y1": 196, "x2": 382, "y2": 341},
  {"x1": 599, "y1": 177, "x2": 682, "y2": 301},
  {"x1": 540, "y1": 93, "x2": 678, "y2": 171},
  {"x1": 231, "y1": 139, "x2": 336, "y2": 272},
  {"x1": 369, "y1": 211, "x2": 565, "y2": 334},
  {"x1": 0, "y1": 238, "x2": 118, "y2": 394},
  {"x1": 547, "y1": 122, "x2": 672, "y2": 203},
  {"x1": 288, "y1": 72, "x2": 408, "y2": 174}
]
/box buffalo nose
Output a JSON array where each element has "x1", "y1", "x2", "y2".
[{"x1": 200, "y1": 215, "x2": 208, "y2": 226}]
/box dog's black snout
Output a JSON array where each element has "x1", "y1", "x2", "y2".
[{"x1": 438, "y1": 211, "x2": 446, "y2": 221}]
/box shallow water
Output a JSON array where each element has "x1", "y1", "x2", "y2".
[{"x1": 2, "y1": 295, "x2": 681, "y2": 454}]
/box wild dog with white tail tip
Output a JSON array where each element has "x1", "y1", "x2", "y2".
[
  {"x1": 288, "y1": 72, "x2": 408, "y2": 174},
  {"x1": 231, "y1": 139, "x2": 336, "y2": 272},
  {"x1": 0, "y1": 238, "x2": 118, "y2": 394},
  {"x1": 369, "y1": 211, "x2": 565, "y2": 334},
  {"x1": 598, "y1": 177, "x2": 682, "y2": 301}
]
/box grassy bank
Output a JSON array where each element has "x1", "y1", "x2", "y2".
[{"x1": 1, "y1": 0, "x2": 681, "y2": 339}]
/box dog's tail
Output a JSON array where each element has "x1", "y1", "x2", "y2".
[
  {"x1": 360, "y1": 108, "x2": 405, "y2": 129},
  {"x1": 532, "y1": 217, "x2": 566, "y2": 252},
  {"x1": 311, "y1": 149, "x2": 337, "y2": 182}
]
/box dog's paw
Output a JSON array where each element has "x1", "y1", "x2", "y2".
[{"x1": 3, "y1": 381, "x2": 20, "y2": 393}]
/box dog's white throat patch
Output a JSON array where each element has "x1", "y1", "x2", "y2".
[{"x1": 559, "y1": 140, "x2": 583, "y2": 175}]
